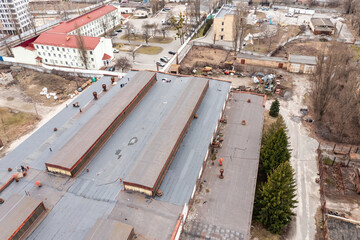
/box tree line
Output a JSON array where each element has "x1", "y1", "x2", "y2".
[{"x1": 254, "y1": 113, "x2": 297, "y2": 234}]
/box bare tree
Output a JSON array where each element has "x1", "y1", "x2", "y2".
[
  {"x1": 115, "y1": 57, "x2": 132, "y2": 72},
  {"x1": 111, "y1": 15, "x2": 117, "y2": 32},
  {"x1": 232, "y1": 4, "x2": 248, "y2": 52},
  {"x1": 152, "y1": 23, "x2": 159, "y2": 37},
  {"x1": 142, "y1": 21, "x2": 152, "y2": 44},
  {"x1": 74, "y1": 26, "x2": 89, "y2": 69},
  {"x1": 150, "y1": 0, "x2": 160, "y2": 14},
  {"x1": 129, "y1": 45, "x2": 138, "y2": 61},
  {"x1": 125, "y1": 22, "x2": 134, "y2": 42},
  {"x1": 311, "y1": 43, "x2": 351, "y2": 121},
  {"x1": 161, "y1": 25, "x2": 168, "y2": 38},
  {"x1": 101, "y1": 16, "x2": 109, "y2": 37}
]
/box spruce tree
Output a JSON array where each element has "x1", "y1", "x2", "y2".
[
  {"x1": 260, "y1": 127, "x2": 291, "y2": 177},
  {"x1": 255, "y1": 162, "x2": 297, "y2": 234},
  {"x1": 269, "y1": 99, "x2": 280, "y2": 117},
  {"x1": 262, "y1": 116, "x2": 286, "y2": 144}
]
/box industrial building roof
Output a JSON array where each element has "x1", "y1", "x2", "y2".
[
  {"x1": 85, "y1": 218, "x2": 133, "y2": 240},
  {"x1": 124, "y1": 78, "x2": 209, "y2": 190},
  {"x1": 0, "y1": 194, "x2": 43, "y2": 240},
  {"x1": 289, "y1": 54, "x2": 317, "y2": 65},
  {"x1": 0, "y1": 71, "x2": 231, "y2": 240},
  {"x1": 48, "y1": 5, "x2": 118, "y2": 34},
  {"x1": 46, "y1": 71, "x2": 155, "y2": 171}
]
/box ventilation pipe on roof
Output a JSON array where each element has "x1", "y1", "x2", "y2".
[
  {"x1": 93, "y1": 91, "x2": 98, "y2": 100},
  {"x1": 102, "y1": 84, "x2": 107, "y2": 91}
]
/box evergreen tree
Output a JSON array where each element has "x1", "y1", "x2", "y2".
[
  {"x1": 269, "y1": 99, "x2": 280, "y2": 117},
  {"x1": 262, "y1": 116, "x2": 286, "y2": 144},
  {"x1": 260, "y1": 127, "x2": 291, "y2": 177},
  {"x1": 255, "y1": 162, "x2": 297, "y2": 234}
]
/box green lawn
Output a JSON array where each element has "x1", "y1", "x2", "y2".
[{"x1": 136, "y1": 46, "x2": 163, "y2": 55}]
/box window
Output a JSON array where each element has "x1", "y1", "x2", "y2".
[
  {"x1": 52, "y1": 47, "x2": 54, "y2": 50},
  {"x1": 222, "y1": 22, "x2": 224, "y2": 26},
  {"x1": 57, "y1": 47, "x2": 59, "y2": 51},
  {"x1": 46, "y1": 46, "x2": 49, "y2": 50},
  {"x1": 90, "y1": 51, "x2": 93, "y2": 55},
  {"x1": 45, "y1": 59, "x2": 48, "y2": 62},
  {"x1": 60, "y1": 61, "x2": 63, "y2": 64},
  {"x1": 58, "y1": 54, "x2": 61, "y2": 58},
  {"x1": 221, "y1": 36, "x2": 223, "y2": 40},
  {"x1": 65, "y1": 61, "x2": 68, "y2": 65},
  {"x1": 48, "y1": 53, "x2": 50, "y2": 56},
  {"x1": 62, "y1": 48, "x2": 65, "y2": 51},
  {"x1": 55, "y1": 60, "x2": 58, "y2": 64},
  {"x1": 41, "y1": 46, "x2": 44, "y2": 49},
  {"x1": 73, "y1": 49, "x2": 75, "y2": 53},
  {"x1": 53, "y1": 53, "x2": 56, "y2": 57},
  {"x1": 221, "y1": 28, "x2": 224, "y2": 32},
  {"x1": 38, "y1": 52, "x2": 41, "y2": 55},
  {"x1": 91, "y1": 58, "x2": 94, "y2": 61}
]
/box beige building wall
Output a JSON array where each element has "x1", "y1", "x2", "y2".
[
  {"x1": 213, "y1": 14, "x2": 234, "y2": 41},
  {"x1": 237, "y1": 57, "x2": 288, "y2": 69}
]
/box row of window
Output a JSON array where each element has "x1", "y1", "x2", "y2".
[
  {"x1": 38, "y1": 51, "x2": 95, "y2": 62},
  {"x1": 35, "y1": 45, "x2": 93, "y2": 55},
  {"x1": 43, "y1": 58, "x2": 95, "y2": 69}
]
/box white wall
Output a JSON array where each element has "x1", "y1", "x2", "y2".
[
  {"x1": 93, "y1": 37, "x2": 113, "y2": 69},
  {"x1": 12, "y1": 47, "x2": 37, "y2": 65}
]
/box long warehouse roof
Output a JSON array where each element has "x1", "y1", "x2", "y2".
[
  {"x1": 124, "y1": 77, "x2": 209, "y2": 190},
  {"x1": 0, "y1": 194, "x2": 43, "y2": 240},
  {"x1": 85, "y1": 218, "x2": 134, "y2": 240},
  {"x1": 46, "y1": 71, "x2": 156, "y2": 171}
]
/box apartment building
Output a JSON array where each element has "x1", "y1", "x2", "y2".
[
  {"x1": 213, "y1": 5, "x2": 235, "y2": 41},
  {"x1": 12, "y1": 5, "x2": 123, "y2": 69},
  {"x1": 0, "y1": 0, "x2": 32, "y2": 35}
]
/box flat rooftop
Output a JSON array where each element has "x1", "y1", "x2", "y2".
[
  {"x1": 182, "y1": 92, "x2": 265, "y2": 239},
  {"x1": 0, "y1": 71, "x2": 231, "y2": 239},
  {"x1": 310, "y1": 18, "x2": 334, "y2": 28},
  {"x1": 46, "y1": 71, "x2": 155, "y2": 173},
  {"x1": 237, "y1": 53, "x2": 287, "y2": 63},
  {"x1": 124, "y1": 77, "x2": 209, "y2": 193},
  {"x1": 215, "y1": 4, "x2": 235, "y2": 18},
  {"x1": 289, "y1": 54, "x2": 317, "y2": 65},
  {"x1": 0, "y1": 194, "x2": 44, "y2": 240}
]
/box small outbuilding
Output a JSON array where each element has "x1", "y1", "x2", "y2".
[
  {"x1": 309, "y1": 18, "x2": 335, "y2": 35},
  {"x1": 288, "y1": 54, "x2": 317, "y2": 74}
]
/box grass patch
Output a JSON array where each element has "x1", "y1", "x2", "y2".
[
  {"x1": 136, "y1": 46, "x2": 163, "y2": 55},
  {"x1": 149, "y1": 36, "x2": 173, "y2": 43},
  {"x1": 323, "y1": 157, "x2": 334, "y2": 166},
  {"x1": 250, "y1": 221, "x2": 280, "y2": 240},
  {"x1": 113, "y1": 43, "x2": 124, "y2": 49},
  {"x1": 120, "y1": 34, "x2": 144, "y2": 42},
  {"x1": 0, "y1": 107, "x2": 39, "y2": 146},
  {"x1": 193, "y1": 25, "x2": 206, "y2": 39}
]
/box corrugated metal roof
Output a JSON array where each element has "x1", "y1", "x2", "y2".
[
  {"x1": 124, "y1": 78, "x2": 209, "y2": 191},
  {"x1": 85, "y1": 218, "x2": 133, "y2": 240},
  {"x1": 46, "y1": 71, "x2": 155, "y2": 171},
  {"x1": 0, "y1": 194, "x2": 43, "y2": 240}
]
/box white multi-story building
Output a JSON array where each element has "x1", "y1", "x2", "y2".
[
  {"x1": 0, "y1": 0, "x2": 32, "y2": 35},
  {"x1": 12, "y1": 5, "x2": 125, "y2": 69}
]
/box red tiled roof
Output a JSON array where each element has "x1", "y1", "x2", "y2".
[
  {"x1": 121, "y1": 14, "x2": 130, "y2": 18},
  {"x1": 35, "y1": 56, "x2": 42, "y2": 60},
  {"x1": 24, "y1": 43, "x2": 36, "y2": 51},
  {"x1": 33, "y1": 32, "x2": 100, "y2": 50},
  {"x1": 102, "y1": 53, "x2": 111, "y2": 60},
  {"x1": 48, "y1": 5, "x2": 117, "y2": 34}
]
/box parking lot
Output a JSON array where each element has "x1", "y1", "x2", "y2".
[{"x1": 109, "y1": 9, "x2": 183, "y2": 71}]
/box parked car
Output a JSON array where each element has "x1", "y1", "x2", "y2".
[
  {"x1": 109, "y1": 66, "x2": 115, "y2": 71},
  {"x1": 168, "y1": 51, "x2": 176, "y2": 55},
  {"x1": 160, "y1": 57, "x2": 168, "y2": 63},
  {"x1": 116, "y1": 29, "x2": 122, "y2": 32},
  {"x1": 111, "y1": 32, "x2": 117, "y2": 36},
  {"x1": 156, "y1": 61, "x2": 165, "y2": 67},
  {"x1": 121, "y1": 25, "x2": 127, "y2": 29},
  {"x1": 163, "y1": 56, "x2": 170, "y2": 61},
  {"x1": 113, "y1": 49, "x2": 119, "y2": 53},
  {"x1": 164, "y1": 7, "x2": 171, "y2": 10}
]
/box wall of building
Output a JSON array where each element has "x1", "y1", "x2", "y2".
[
  {"x1": 213, "y1": 14, "x2": 234, "y2": 41},
  {"x1": 93, "y1": 37, "x2": 113, "y2": 69},
  {"x1": 0, "y1": 0, "x2": 32, "y2": 34},
  {"x1": 12, "y1": 47, "x2": 37, "y2": 65},
  {"x1": 237, "y1": 57, "x2": 288, "y2": 69},
  {"x1": 288, "y1": 63, "x2": 315, "y2": 74}
]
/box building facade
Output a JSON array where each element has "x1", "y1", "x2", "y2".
[
  {"x1": 0, "y1": 0, "x2": 32, "y2": 35},
  {"x1": 12, "y1": 5, "x2": 123, "y2": 69},
  {"x1": 213, "y1": 5, "x2": 235, "y2": 41}
]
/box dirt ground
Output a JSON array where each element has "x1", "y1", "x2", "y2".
[
  {"x1": 272, "y1": 39, "x2": 328, "y2": 58},
  {"x1": 244, "y1": 25, "x2": 302, "y2": 55},
  {"x1": 0, "y1": 107, "x2": 39, "y2": 155},
  {"x1": 0, "y1": 67, "x2": 87, "y2": 154},
  {"x1": 29, "y1": 2, "x2": 92, "y2": 11}
]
